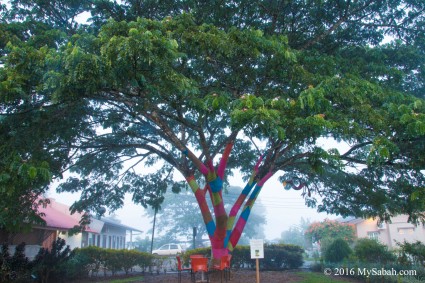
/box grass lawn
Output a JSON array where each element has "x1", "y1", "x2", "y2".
[
  {"x1": 105, "y1": 276, "x2": 145, "y2": 283},
  {"x1": 295, "y1": 272, "x2": 359, "y2": 283}
]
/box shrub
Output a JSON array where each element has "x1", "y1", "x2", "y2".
[
  {"x1": 324, "y1": 238, "x2": 352, "y2": 263},
  {"x1": 231, "y1": 245, "x2": 251, "y2": 269},
  {"x1": 32, "y1": 238, "x2": 73, "y2": 283},
  {"x1": 118, "y1": 249, "x2": 139, "y2": 274},
  {"x1": 72, "y1": 246, "x2": 153, "y2": 277},
  {"x1": 0, "y1": 242, "x2": 32, "y2": 283},
  {"x1": 73, "y1": 246, "x2": 106, "y2": 276},
  {"x1": 103, "y1": 249, "x2": 121, "y2": 275},
  {"x1": 181, "y1": 244, "x2": 303, "y2": 271},
  {"x1": 354, "y1": 238, "x2": 396, "y2": 264},
  {"x1": 262, "y1": 244, "x2": 304, "y2": 270},
  {"x1": 397, "y1": 241, "x2": 425, "y2": 266},
  {"x1": 64, "y1": 249, "x2": 93, "y2": 281},
  {"x1": 136, "y1": 252, "x2": 154, "y2": 272}
]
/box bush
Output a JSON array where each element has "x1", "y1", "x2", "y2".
[
  {"x1": 262, "y1": 244, "x2": 304, "y2": 270},
  {"x1": 72, "y1": 246, "x2": 106, "y2": 276},
  {"x1": 397, "y1": 241, "x2": 425, "y2": 266},
  {"x1": 324, "y1": 238, "x2": 352, "y2": 263},
  {"x1": 136, "y1": 251, "x2": 154, "y2": 272},
  {"x1": 71, "y1": 246, "x2": 153, "y2": 277},
  {"x1": 181, "y1": 244, "x2": 303, "y2": 271},
  {"x1": 354, "y1": 238, "x2": 396, "y2": 264},
  {"x1": 0, "y1": 242, "x2": 32, "y2": 283},
  {"x1": 32, "y1": 238, "x2": 73, "y2": 283},
  {"x1": 64, "y1": 248, "x2": 93, "y2": 281},
  {"x1": 231, "y1": 245, "x2": 251, "y2": 269}
]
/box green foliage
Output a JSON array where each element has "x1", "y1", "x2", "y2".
[
  {"x1": 72, "y1": 246, "x2": 153, "y2": 277},
  {"x1": 261, "y1": 244, "x2": 304, "y2": 270},
  {"x1": 354, "y1": 238, "x2": 396, "y2": 264},
  {"x1": 324, "y1": 238, "x2": 352, "y2": 263},
  {"x1": 184, "y1": 244, "x2": 304, "y2": 270},
  {"x1": 0, "y1": 242, "x2": 32, "y2": 283},
  {"x1": 1, "y1": 0, "x2": 425, "y2": 255},
  {"x1": 230, "y1": 245, "x2": 251, "y2": 269},
  {"x1": 397, "y1": 241, "x2": 425, "y2": 266},
  {"x1": 0, "y1": 152, "x2": 52, "y2": 233},
  {"x1": 32, "y1": 238, "x2": 73, "y2": 283},
  {"x1": 63, "y1": 248, "x2": 93, "y2": 280}
]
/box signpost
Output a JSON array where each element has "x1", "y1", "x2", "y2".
[{"x1": 250, "y1": 239, "x2": 264, "y2": 283}]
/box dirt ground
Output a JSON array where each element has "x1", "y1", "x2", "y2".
[{"x1": 84, "y1": 270, "x2": 363, "y2": 283}]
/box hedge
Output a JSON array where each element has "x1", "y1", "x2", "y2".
[
  {"x1": 74, "y1": 246, "x2": 154, "y2": 276},
  {"x1": 182, "y1": 244, "x2": 304, "y2": 270}
]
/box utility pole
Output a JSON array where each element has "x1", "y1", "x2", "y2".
[{"x1": 150, "y1": 207, "x2": 158, "y2": 254}]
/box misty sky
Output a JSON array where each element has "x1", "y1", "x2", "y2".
[
  {"x1": 49, "y1": 171, "x2": 335, "y2": 241},
  {"x1": 48, "y1": 138, "x2": 346, "y2": 240}
]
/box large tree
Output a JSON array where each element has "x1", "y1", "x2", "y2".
[{"x1": 1, "y1": 1, "x2": 425, "y2": 259}]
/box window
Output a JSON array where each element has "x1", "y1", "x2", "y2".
[
  {"x1": 367, "y1": 231, "x2": 380, "y2": 240},
  {"x1": 170, "y1": 244, "x2": 179, "y2": 249},
  {"x1": 160, "y1": 244, "x2": 169, "y2": 250},
  {"x1": 398, "y1": 228, "x2": 415, "y2": 235}
]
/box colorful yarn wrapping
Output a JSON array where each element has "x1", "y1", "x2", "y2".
[{"x1": 183, "y1": 142, "x2": 274, "y2": 259}]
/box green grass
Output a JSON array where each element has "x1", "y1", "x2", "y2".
[
  {"x1": 295, "y1": 272, "x2": 357, "y2": 283},
  {"x1": 105, "y1": 276, "x2": 145, "y2": 283}
]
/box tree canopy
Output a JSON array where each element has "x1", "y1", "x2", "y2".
[
  {"x1": 305, "y1": 219, "x2": 356, "y2": 243},
  {"x1": 1, "y1": 0, "x2": 425, "y2": 257}
]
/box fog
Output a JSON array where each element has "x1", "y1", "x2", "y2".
[{"x1": 48, "y1": 172, "x2": 334, "y2": 242}]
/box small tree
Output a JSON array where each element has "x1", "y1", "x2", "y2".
[
  {"x1": 324, "y1": 238, "x2": 352, "y2": 263},
  {"x1": 280, "y1": 218, "x2": 311, "y2": 249},
  {"x1": 305, "y1": 219, "x2": 356, "y2": 244},
  {"x1": 0, "y1": 242, "x2": 31, "y2": 282},
  {"x1": 397, "y1": 241, "x2": 425, "y2": 266},
  {"x1": 33, "y1": 238, "x2": 73, "y2": 283},
  {"x1": 354, "y1": 238, "x2": 396, "y2": 264}
]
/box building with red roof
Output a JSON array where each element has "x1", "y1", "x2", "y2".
[{"x1": 0, "y1": 199, "x2": 142, "y2": 259}]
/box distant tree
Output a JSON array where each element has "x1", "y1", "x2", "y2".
[
  {"x1": 305, "y1": 219, "x2": 356, "y2": 244},
  {"x1": 146, "y1": 186, "x2": 266, "y2": 247},
  {"x1": 133, "y1": 236, "x2": 151, "y2": 253},
  {"x1": 280, "y1": 218, "x2": 311, "y2": 248}
]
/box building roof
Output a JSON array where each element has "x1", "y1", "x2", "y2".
[
  {"x1": 337, "y1": 216, "x2": 365, "y2": 225},
  {"x1": 100, "y1": 217, "x2": 143, "y2": 232},
  {"x1": 37, "y1": 199, "x2": 142, "y2": 233}
]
